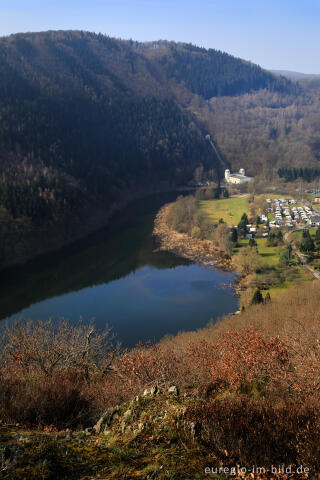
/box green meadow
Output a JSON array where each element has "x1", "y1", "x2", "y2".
[
  {"x1": 198, "y1": 195, "x2": 249, "y2": 226},
  {"x1": 197, "y1": 194, "x2": 313, "y2": 301}
]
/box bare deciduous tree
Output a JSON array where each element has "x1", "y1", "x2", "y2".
[{"x1": 0, "y1": 318, "x2": 120, "y2": 382}]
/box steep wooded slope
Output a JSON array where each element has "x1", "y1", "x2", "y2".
[
  {"x1": 0, "y1": 32, "x2": 216, "y2": 222},
  {"x1": 139, "y1": 41, "x2": 297, "y2": 98},
  {"x1": 0, "y1": 30, "x2": 300, "y2": 267},
  {"x1": 0, "y1": 32, "x2": 298, "y2": 217}
]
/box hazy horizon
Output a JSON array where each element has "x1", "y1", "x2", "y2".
[{"x1": 0, "y1": 0, "x2": 319, "y2": 75}]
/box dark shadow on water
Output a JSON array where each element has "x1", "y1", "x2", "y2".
[
  {"x1": 0, "y1": 191, "x2": 238, "y2": 347},
  {"x1": 0, "y1": 192, "x2": 189, "y2": 320}
]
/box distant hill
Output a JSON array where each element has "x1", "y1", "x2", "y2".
[{"x1": 271, "y1": 69, "x2": 320, "y2": 79}]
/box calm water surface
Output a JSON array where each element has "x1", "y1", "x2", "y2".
[{"x1": 0, "y1": 192, "x2": 238, "y2": 347}]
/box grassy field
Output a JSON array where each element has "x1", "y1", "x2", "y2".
[
  {"x1": 236, "y1": 237, "x2": 311, "y2": 301},
  {"x1": 234, "y1": 237, "x2": 281, "y2": 267},
  {"x1": 198, "y1": 194, "x2": 295, "y2": 227},
  {"x1": 198, "y1": 195, "x2": 285, "y2": 267},
  {"x1": 291, "y1": 228, "x2": 317, "y2": 241},
  {"x1": 266, "y1": 267, "x2": 313, "y2": 299},
  {"x1": 255, "y1": 238, "x2": 281, "y2": 266},
  {"x1": 197, "y1": 194, "x2": 313, "y2": 302},
  {"x1": 198, "y1": 195, "x2": 249, "y2": 226},
  {"x1": 234, "y1": 236, "x2": 311, "y2": 297}
]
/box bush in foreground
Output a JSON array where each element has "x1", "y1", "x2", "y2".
[{"x1": 0, "y1": 308, "x2": 320, "y2": 470}]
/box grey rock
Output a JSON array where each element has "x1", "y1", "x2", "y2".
[
  {"x1": 168, "y1": 385, "x2": 179, "y2": 396},
  {"x1": 93, "y1": 406, "x2": 121, "y2": 433},
  {"x1": 143, "y1": 385, "x2": 160, "y2": 396}
]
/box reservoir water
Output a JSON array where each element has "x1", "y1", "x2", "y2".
[{"x1": 0, "y1": 192, "x2": 238, "y2": 347}]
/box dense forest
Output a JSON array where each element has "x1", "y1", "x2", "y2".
[
  {"x1": 0, "y1": 30, "x2": 318, "y2": 268},
  {"x1": 192, "y1": 80, "x2": 320, "y2": 174},
  {"x1": 278, "y1": 167, "x2": 320, "y2": 182},
  {"x1": 154, "y1": 43, "x2": 298, "y2": 99},
  {"x1": 0, "y1": 32, "x2": 219, "y2": 224}
]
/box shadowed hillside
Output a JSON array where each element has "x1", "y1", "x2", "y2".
[{"x1": 0, "y1": 30, "x2": 305, "y2": 269}]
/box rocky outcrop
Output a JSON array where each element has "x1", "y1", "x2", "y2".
[{"x1": 93, "y1": 406, "x2": 121, "y2": 434}]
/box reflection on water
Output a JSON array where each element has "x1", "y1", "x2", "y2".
[{"x1": 0, "y1": 192, "x2": 238, "y2": 347}]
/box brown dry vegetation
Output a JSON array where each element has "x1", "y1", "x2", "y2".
[
  {"x1": 2, "y1": 237, "x2": 319, "y2": 474},
  {"x1": 153, "y1": 200, "x2": 232, "y2": 269},
  {"x1": 1, "y1": 281, "x2": 320, "y2": 476},
  {"x1": 160, "y1": 280, "x2": 320, "y2": 347}
]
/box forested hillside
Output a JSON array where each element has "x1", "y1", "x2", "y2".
[
  {"x1": 147, "y1": 42, "x2": 298, "y2": 98},
  {"x1": 0, "y1": 31, "x2": 215, "y2": 268},
  {"x1": 0, "y1": 30, "x2": 312, "y2": 268},
  {"x1": 188, "y1": 80, "x2": 320, "y2": 174},
  {"x1": 0, "y1": 32, "x2": 215, "y2": 222}
]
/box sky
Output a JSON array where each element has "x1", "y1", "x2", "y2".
[{"x1": 0, "y1": 0, "x2": 319, "y2": 74}]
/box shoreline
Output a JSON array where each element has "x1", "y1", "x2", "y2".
[
  {"x1": 153, "y1": 199, "x2": 316, "y2": 311},
  {"x1": 152, "y1": 203, "x2": 233, "y2": 271},
  {"x1": 152, "y1": 202, "x2": 254, "y2": 306}
]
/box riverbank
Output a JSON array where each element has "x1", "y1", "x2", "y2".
[
  {"x1": 153, "y1": 197, "x2": 315, "y2": 307},
  {"x1": 153, "y1": 203, "x2": 232, "y2": 270}
]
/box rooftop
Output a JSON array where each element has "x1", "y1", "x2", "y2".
[{"x1": 228, "y1": 173, "x2": 252, "y2": 179}]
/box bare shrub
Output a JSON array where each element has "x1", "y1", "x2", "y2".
[
  {"x1": 114, "y1": 343, "x2": 185, "y2": 392},
  {"x1": 0, "y1": 319, "x2": 120, "y2": 427},
  {"x1": 211, "y1": 223, "x2": 233, "y2": 256},
  {"x1": 0, "y1": 318, "x2": 118, "y2": 378},
  {"x1": 186, "y1": 327, "x2": 293, "y2": 397},
  {"x1": 166, "y1": 195, "x2": 199, "y2": 234},
  {"x1": 186, "y1": 396, "x2": 320, "y2": 469},
  {"x1": 233, "y1": 246, "x2": 262, "y2": 275}
]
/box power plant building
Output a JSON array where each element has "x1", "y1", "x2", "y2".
[{"x1": 225, "y1": 168, "x2": 252, "y2": 185}]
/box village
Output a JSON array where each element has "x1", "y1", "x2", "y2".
[
  {"x1": 248, "y1": 197, "x2": 320, "y2": 238},
  {"x1": 222, "y1": 168, "x2": 320, "y2": 238},
  {"x1": 243, "y1": 197, "x2": 320, "y2": 240},
  {"x1": 267, "y1": 197, "x2": 320, "y2": 227}
]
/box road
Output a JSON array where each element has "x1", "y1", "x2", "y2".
[{"x1": 284, "y1": 230, "x2": 320, "y2": 280}]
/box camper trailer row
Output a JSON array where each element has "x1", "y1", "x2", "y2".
[{"x1": 265, "y1": 198, "x2": 320, "y2": 228}]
